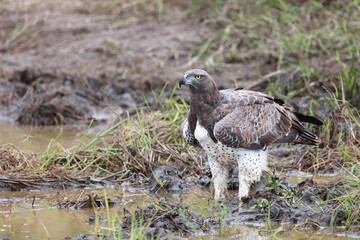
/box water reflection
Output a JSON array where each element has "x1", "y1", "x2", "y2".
[
  {"x1": 284, "y1": 170, "x2": 341, "y2": 185},
  {"x1": 1, "y1": 208, "x2": 91, "y2": 240},
  {"x1": 0, "y1": 189, "x2": 148, "y2": 240},
  {"x1": 0, "y1": 187, "x2": 357, "y2": 240},
  {"x1": 0, "y1": 122, "x2": 96, "y2": 154}
]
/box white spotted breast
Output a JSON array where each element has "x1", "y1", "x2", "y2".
[
  {"x1": 194, "y1": 121, "x2": 236, "y2": 165},
  {"x1": 194, "y1": 121, "x2": 268, "y2": 169}
]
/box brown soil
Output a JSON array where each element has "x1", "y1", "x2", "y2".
[
  {"x1": 1, "y1": 1, "x2": 359, "y2": 239},
  {"x1": 62, "y1": 175, "x2": 360, "y2": 240},
  {"x1": 1, "y1": 0, "x2": 357, "y2": 126},
  {"x1": 0, "y1": 0, "x2": 293, "y2": 126},
  {"x1": 0, "y1": 0, "x2": 197, "y2": 125}
]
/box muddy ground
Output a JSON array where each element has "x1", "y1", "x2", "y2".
[
  {"x1": 58, "y1": 168, "x2": 360, "y2": 239},
  {"x1": 1, "y1": 0, "x2": 349, "y2": 126},
  {"x1": 1, "y1": 0, "x2": 360, "y2": 239}
]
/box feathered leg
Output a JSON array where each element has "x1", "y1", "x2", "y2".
[
  {"x1": 208, "y1": 156, "x2": 229, "y2": 201},
  {"x1": 237, "y1": 149, "x2": 267, "y2": 206},
  {"x1": 238, "y1": 169, "x2": 251, "y2": 206}
]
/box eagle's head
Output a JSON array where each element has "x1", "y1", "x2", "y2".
[{"x1": 179, "y1": 69, "x2": 217, "y2": 94}]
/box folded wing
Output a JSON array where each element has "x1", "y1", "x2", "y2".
[{"x1": 213, "y1": 90, "x2": 321, "y2": 149}]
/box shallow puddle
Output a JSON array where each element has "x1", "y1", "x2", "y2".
[
  {"x1": 0, "y1": 187, "x2": 358, "y2": 240},
  {"x1": 284, "y1": 170, "x2": 342, "y2": 185},
  {"x1": 197, "y1": 226, "x2": 358, "y2": 240},
  {"x1": 0, "y1": 124, "x2": 354, "y2": 239},
  {"x1": 0, "y1": 122, "x2": 98, "y2": 153},
  {"x1": 0, "y1": 190, "x2": 89, "y2": 240},
  {"x1": 197, "y1": 225, "x2": 359, "y2": 240},
  {"x1": 1, "y1": 207, "x2": 92, "y2": 240},
  {"x1": 0, "y1": 188, "x2": 149, "y2": 240}
]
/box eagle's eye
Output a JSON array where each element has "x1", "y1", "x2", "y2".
[{"x1": 195, "y1": 75, "x2": 202, "y2": 80}]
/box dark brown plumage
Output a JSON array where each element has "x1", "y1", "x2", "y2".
[
  {"x1": 179, "y1": 69, "x2": 323, "y2": 204},
  {"x1": 179, "y1": 69, "x2": 322, "y2": 150}
]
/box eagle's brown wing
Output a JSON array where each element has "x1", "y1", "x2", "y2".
[
  {"x1": 213, "y1": 89, "x2": 320, "y2": 149},
  {"x1": 213, "y1": 103, "x2": 293, "y2": 149}
]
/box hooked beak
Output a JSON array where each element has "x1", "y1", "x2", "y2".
[{"x1": 179, "y1": 76, "x2": 186, "y2": 88}]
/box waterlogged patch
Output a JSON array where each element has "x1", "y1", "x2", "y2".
[
  {"x1": 149, "y1": 165, "x2": 187, "y2": 193},
  {"x1": 121, "y1": 199, "x2": 209, "y2": 238}
]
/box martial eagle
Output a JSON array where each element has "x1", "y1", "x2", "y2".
[{"x1": 179, "y1": 69, "x2": 322, "y2": 205}]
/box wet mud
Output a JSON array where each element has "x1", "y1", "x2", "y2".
[
  {"x1": 1, "y1": 1, "x2": 359, "y2": 239},
  {"x1": 0, "y1": 0, "x2": 301, "y2": 127},
  {"x1": 122, "y1": 200, "x2": 209, "y2": 239},
  {"x1": 148, "y1": 165, "x2": 348, "y2": 227},
  {"x1": 1, "y1": 1, "x2": 358, "y2": 128},
  {"x1": 128, "y1": 165, "x2": 359, "y2": 238},
  {"x1": 1, "y1": 65, "x2": 176, "y2": 126},
  {"x1": 62, "y1": 172, "x2": 360, "y2": 239},
  {"x1": 0, "y1": 0, "x2": 205, "y2": 126},
  {"x1": 1, "y1": 149, "x2": 357, "y2": 239}
]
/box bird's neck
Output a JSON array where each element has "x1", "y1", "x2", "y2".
[
  {"x1": 189, "y1": 87, "x2": 222, "y2": 143},
  {"x1": 190, "y1": 86, "x2": 222, "y2": 107}
]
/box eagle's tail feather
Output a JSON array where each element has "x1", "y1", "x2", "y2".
[
  {"x1": 295, "y1": 128, "x2": 320, "y2": 145},
  {"x1": 293, "y1": 112, "x2": 323, "y2": 126}
]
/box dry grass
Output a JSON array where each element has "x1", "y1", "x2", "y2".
[
  {"x1": 0, "y1": 90, "x2": 202, "y2": 187},
  {"x1": 57, "y1": 191, "x2": 119, "y2": 209},
  {"x1": 295, "y1": 97, "x2": 360, "y2": 172}
]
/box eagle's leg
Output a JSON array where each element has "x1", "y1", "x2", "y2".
[
  {"x1": 237, "y1": 170, "x2": 252, "y2": 206},
  {"x1": 208, "y1": 156, "x2": 229, "y2": 201},
  {"x1": 237, "y1": 150, "x2": 265, "y2": 206}
]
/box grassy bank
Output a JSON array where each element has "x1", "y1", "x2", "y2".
[{"x1": 1, "y1": 0, "x2": 360, "y2": 237}]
